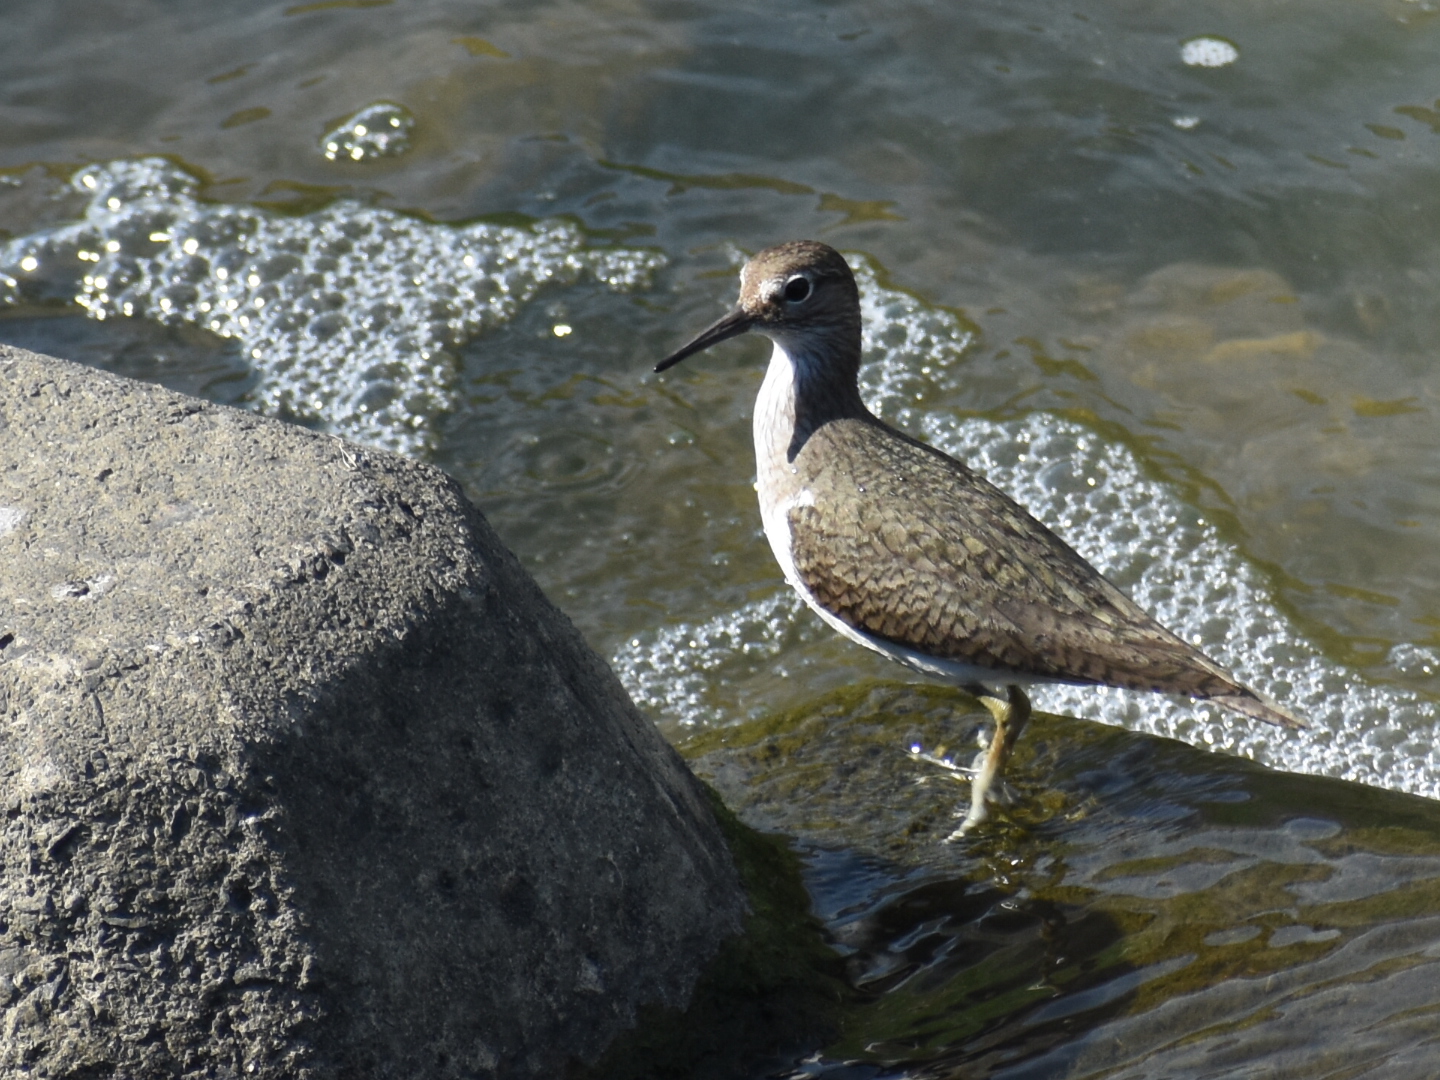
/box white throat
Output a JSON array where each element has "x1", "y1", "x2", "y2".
[
  {"x1": 752, "y1": 338, "x2": 800, "y2": 486},
  {"x1": 753, "y1": 333, "x2": 838, "y2": 482}
]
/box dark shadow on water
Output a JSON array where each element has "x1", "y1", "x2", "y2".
[{"x1": 790, "y1": 844, "x2": 1141, "y2": 1079}]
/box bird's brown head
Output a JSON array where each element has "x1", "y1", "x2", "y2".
[{"x1": 654, "y1": 240, "x2": 861, "y2": 372}]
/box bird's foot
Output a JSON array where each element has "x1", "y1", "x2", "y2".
[{"x1": 945, "y1": 684, "x2": 1031, "y2": 841}]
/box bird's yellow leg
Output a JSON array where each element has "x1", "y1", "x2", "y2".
[{"x1": 949, "y1": 684, "x2": 1031, "y2": 839}]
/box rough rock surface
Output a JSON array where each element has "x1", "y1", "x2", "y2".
[{"x1": 0, "y1": 345, "x2": 745, "y2": 1078}]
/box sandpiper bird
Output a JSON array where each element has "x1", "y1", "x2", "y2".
[{"x1": 655, "y1": 240, "x2": 1304, "y2": 836}]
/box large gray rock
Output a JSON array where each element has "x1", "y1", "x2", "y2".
[{"x1": 0, "y1": 345, "x2": 745, "y2": 1078}]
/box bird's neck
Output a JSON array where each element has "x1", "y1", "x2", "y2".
[{"x1": 753, "y1": 333, "x2": 869, "y2": 481}]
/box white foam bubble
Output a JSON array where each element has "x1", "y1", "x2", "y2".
[
  {"x1": 0, "y1": 158, "x2": 663, "y2": 454},
  {"x1": 1181, "y1": 37, "x2": 1240, "y2": 68},
  {"x1": 617, "y1": 591, "x2": 809, "y2": 725},
  {"x1": 321, "y1": 102, "x2": 416, "y2": 162},
  {"x1": 614, "y1": 252, "x2": 1440, "y2": 798},
  {"x1": 853, "y1": 258, "x2": 976, "y2": 406}
]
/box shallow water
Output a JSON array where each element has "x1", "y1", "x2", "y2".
[
  {"x1": 684, "y1": 684, "x2": 1440, "y2": 1078},
  {"x1": 4, "y1": 0, "x2": 1440, "y2": 1073}
]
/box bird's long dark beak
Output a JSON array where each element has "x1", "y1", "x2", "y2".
[{"x1": 654, "y1": 305, "x2": 753, "y2": 372}]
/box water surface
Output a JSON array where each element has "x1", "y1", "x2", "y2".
[{"x1": 4, "y1": 0, "x2": 1440, "y2": 1073}]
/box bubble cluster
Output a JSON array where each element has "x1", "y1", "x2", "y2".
[
  {"x1": 0, "y1": 158, "x2": 663, "y2": 453},
  {"x1": 618, "y1": 591, "x2": 807, "y2": 724},
  {"x1": 853, "y1": 258, "x2": 975, "y2": 407},
  {"x1": 1181, "y1": 36, "x2": 1240, "y2": 68},
  {"x1": 613, "y1": 253, "x2": 1440, "y2": 798},
  {"x1": 321, "y1": 102, "x2": 416, "y2": 162}
]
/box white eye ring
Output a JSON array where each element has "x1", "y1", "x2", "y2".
[{"x1": 782, "y1": 276, "x2": 812, "y2": 303}]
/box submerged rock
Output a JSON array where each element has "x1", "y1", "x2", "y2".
[{"x1": 0, "y1": 344, "x2": 745, "y2": 1078}]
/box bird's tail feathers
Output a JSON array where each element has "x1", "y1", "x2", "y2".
[{"x1": 1206, "y1": 688, "x2": 1307, "y2": 730}]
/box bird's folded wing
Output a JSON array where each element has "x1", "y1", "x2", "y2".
[{"x1": 785, "y1": 446, "x2": 1242, "y2": 699}]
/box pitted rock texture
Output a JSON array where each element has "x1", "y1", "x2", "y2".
[{"x1": 0, "y1": 344, "x2": 744, "y2": 1079}]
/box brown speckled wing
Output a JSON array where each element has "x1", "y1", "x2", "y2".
[{"x1": 784, "y1": 416, "x2": 1252, "y2": 700}]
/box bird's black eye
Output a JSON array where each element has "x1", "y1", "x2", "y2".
[{"x1": 782, "y1": 276, "x2": 812, "y2": 303}]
